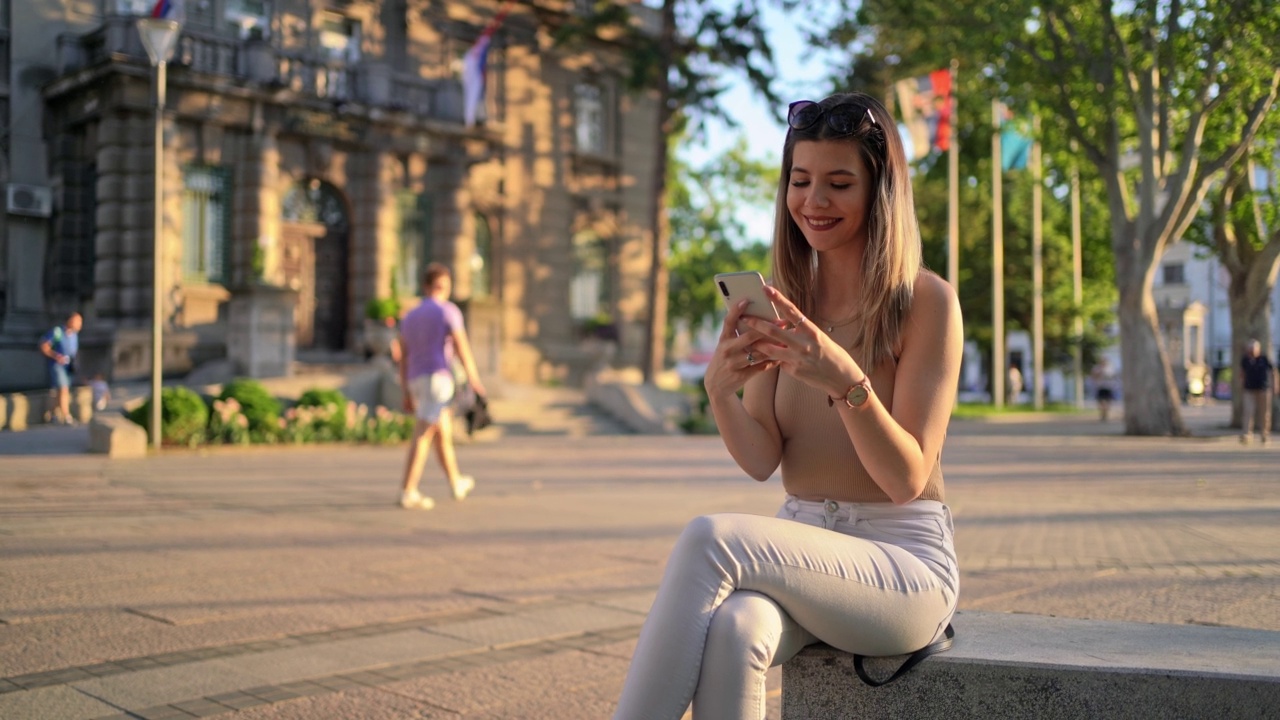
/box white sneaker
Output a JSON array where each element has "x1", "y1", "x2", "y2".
[
  {"x1": 451, "y1": 475, "x2": 475, "y2": 501},
  {"x1": 399, "y1": 491, "x2": 435, "y2": 510}
]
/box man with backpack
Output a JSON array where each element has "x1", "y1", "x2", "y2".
[{"x1": 39, "y1": 312, "x2": 83, "y2": 425}]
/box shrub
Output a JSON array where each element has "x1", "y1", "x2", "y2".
[
  {"x1": 219, "y1": 378, "x2": 282, "y2": 440},
  {"x1": 208, "y1": 397, "x2": 251, "y2": 445},
  {"x1": 365, "y1": 297, "x2": 401, "y2": 322},
  {"x1": 295, "y1": 388, "x2": 348, "y2": 441},
  {"x1": 126, "y1": 387, "x2": 209, "y2": 446}
]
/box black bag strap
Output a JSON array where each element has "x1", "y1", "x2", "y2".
[{"x1": 853, "y1": 623, "x2": 954, "y2": 687}]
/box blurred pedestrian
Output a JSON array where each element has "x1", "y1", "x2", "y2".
[
  {"x1": 1092, "y1": 357, "x2": 1117, "y2": 422},
  {"x1": 1239, "y1": 339, "x2": 1276, "y2": 445},
  {"x1": 397, "y1": 263, "x2": 486, "y2": 509},
  {"x1": 614, "y1": 92, "x2": 961, "y2": 717},
  {"x1": 39, "y1": 312, "x2": 82, "y2": 425},
  {"x1": 1007, "y1": 365, "x2": 1024, "y2": 404},
  {"x1": 89, "y1": 373, "x2": 111, "y2": 412}
]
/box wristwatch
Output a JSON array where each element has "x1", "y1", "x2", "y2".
[{"x1": 828, "y1": 377, "x2": 872, "y2": 409}]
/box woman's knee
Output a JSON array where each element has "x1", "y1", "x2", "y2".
[
  {"x1": 677, "y1": 513, "x2": 754, "y2": 549},
  {"x1": 705, "y1": 591, "x2": 782, "y2": 670}
]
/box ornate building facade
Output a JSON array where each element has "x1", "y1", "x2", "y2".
[{"x1": 0, "y1": 0, "x2": 661, "y2": 390}]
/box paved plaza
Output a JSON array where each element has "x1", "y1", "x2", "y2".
[{"x1": 0, "y1": 397, "x2": 1276, "y2": 719}]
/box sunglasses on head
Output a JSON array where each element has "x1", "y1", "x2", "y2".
[{"x1": 787, "y1": 100, "x2": 877, "y2": 135}]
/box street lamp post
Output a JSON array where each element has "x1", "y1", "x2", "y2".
[{"x1": 137, "y1": 18, "x2": 181, "y2": 450}]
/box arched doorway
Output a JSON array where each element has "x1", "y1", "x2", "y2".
[{"x1": 282, "y1": 179, "x2": 350, "y2": 350}]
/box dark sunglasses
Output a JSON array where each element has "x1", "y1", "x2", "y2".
[{"x1": 787, "y1": 100, "x2": 877, "y2": 135}]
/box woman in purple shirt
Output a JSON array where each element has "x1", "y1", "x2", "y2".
[{"x1": 397, "y1": 263, "x2": 487, "y2": 509}]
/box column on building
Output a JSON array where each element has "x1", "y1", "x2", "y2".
[
  {"x1": 425, "y1": 159, "x2": 467, "y2": 286},
  {"x1": 234, "y1": 127, "x2": 282, "y2": 286},
  {"x1": 348, "y1": 149, "x2": 397, "y2": 347},
  {"x1": 93, "y1": 114, "x2": 128, "y2": 325}
]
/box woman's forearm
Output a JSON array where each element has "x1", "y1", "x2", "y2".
[{"x1": 709, "y1": 394, "x2": 781, "y2": 482}]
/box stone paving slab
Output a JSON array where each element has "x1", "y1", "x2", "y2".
[{"x1": 0, "y1": 400, "x2": 1276, "y2": 718}]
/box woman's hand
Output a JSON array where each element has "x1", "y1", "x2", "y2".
[
  {"x1": 742, "y1": 286, "x2": 863, "y2": 398},
  {"x1": 703, "y1": 299, "x2": 777, "y2": 399}
]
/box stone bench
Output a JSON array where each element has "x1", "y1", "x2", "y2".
[
  {"x1": 88, "y1": 413, "x2": 148, "y2": 458},
  {"x1": 782, "y1": 611, "x2": 1280, "y2": 719}
]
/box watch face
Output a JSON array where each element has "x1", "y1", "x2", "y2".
[{"x1": 848, "y1": 384, "x2": 870, "y2": 407}]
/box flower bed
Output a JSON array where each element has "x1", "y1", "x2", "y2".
[{"x1": 127, "y1": 379, "x2": 416, "y2": 447}]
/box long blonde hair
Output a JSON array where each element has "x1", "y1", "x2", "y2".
[{"x1": 770, "y1": 92, "x2": 922, "y2": 372}]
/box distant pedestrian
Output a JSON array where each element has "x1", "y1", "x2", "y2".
[
  {"x1": 89, "y1": 373, "x2": 111, "y2": 412},
  {"x1": 1092, "y1": 357, "x2": 1117, "y2": 422},
  {"x1": 39, "y1": 312, "x2": 82, "y2": 425},
  {"x1": 396, "y1": 263, "x2": 486, "y2": 509},
  {"x1": 1007, "y1": 365, "x2": 1024, "y2": 404},
  {"x1": 1239, "y1": 339, "x2": 1276, "y2": 445}
]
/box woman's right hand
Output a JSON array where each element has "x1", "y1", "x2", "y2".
[{"x1": 703, "y1": 299, "x2": 776, "y2": 400}]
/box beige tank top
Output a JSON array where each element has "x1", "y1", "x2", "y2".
[{"x1": 773, "y1": 339, "x2": 945, "y2": 504}]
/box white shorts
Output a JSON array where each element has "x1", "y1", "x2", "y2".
[{"x1": 408, "y1": 372, "x2": 455, "y2": 423}]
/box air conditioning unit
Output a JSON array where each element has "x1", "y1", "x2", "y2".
[{"x1": 6, "y1": 184, "x2": 54, "y2": 218}]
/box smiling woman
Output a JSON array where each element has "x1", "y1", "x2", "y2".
[{"x1": 614, "y1": 91, "x2": 964, "y2": 719}]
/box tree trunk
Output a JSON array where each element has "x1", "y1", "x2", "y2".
[
  {"x1": 640, "y1": 0, "x2": 676, "y2": 384},
  {"x1": 1115, "y1": 257, "x2": 1187, "y2": 436}
]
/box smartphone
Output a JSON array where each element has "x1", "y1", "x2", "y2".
[{"x1": 715, "y1": 271, "x2": 780, "y2": 322}]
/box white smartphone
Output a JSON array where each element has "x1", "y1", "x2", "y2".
[{"x1": 715, "y1": 271, "x2": 780, "y2": 321}]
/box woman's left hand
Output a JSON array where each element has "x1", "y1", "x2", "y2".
[{"x1": 743, "y1": 286, "x2": 864, "y2": 398}]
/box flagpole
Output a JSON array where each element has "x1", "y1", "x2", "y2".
[
  {"x1": 1070, "y1": 141, "x2": 1084, "y2": 408},
  {"x1": 991, "y1": 99, "x2": 1005, "y2": 409},
  {"x1": 1031, "y1": 115, "x2": 1044, "y2": 410},
  {"x1": 948, "y1": 59, "x2": 959, "y2": 289}
]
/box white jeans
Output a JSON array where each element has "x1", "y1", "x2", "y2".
[{"x1": 614, "y1": 498, "x2": 958, "y2": 720}]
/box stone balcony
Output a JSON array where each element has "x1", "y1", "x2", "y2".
[{"x1": 54, "y1": 15, "x2": 463, "y2": 123}]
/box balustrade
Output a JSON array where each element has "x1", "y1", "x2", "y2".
[{"x1": 60, "y1": 15, "x2": 461, "y2": 124}]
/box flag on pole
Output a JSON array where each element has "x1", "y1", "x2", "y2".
[
  {"x1": 462, "y1": 4, "x2": 511, "y2": 128},
  {"x1": 894, "y1": 69, "x2": 952, "y2": 162},
  {"x1": 150, "y1": 0, "x2": 181, "y2": 20},
  {"x1": 999, "y1": 105, "x2": 1033, "y2": 171}
]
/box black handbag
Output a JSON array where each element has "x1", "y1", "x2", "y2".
[
  {"x1": 852, "y1": 624, "x2": 954, "y2": 687},
  {"x1": 465, "y1": 394, "x2": 493, "y2": 435}
]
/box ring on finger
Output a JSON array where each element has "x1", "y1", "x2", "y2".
[{"x1": 746, "y1": 350, "x2": 756, "y2": 365}]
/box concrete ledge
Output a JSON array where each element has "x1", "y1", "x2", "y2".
[
  {"x1": 783, "y1": 611, "x2": 1280, "y2": 719},
  {"x1": 584, "y1": 370, "x2": 689, "y2": 435},
  {"x1": 88, "y1": 414, "x2": 148, "y2": 458}
]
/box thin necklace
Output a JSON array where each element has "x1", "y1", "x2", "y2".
[{"x1": 815, "y1": 312, "x2": 859, "y2": 333}]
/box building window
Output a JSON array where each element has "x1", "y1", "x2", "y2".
[
  {"x1": 225, "y1": 0, "x2": 270, "y2": 39},
  {"x1": 396, "y1": 191, "x2": 432, "y2": 296},
  {"x1": 1162, "y1": 262, "x2": 1185, "y2": 286},
  {"x1": 472, "y1": 212, "x2": 493, "y2": 298},
  {"x1": 570, "y1": 228, "x2": 608, "y2": 320},
  {"x1": 575, "y1": 83, "x2": 605, "y2": 155},
  {"x1": 319, "y1": 12, "x2": 361, "y2": 61},
  {"x1": 182, "y1": 166, "x2": 231, "y2": 284}
]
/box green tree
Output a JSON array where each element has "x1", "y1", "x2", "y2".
[
  {"x1": 555, "y1": 0, "x2": 851, "y2": 381},
  {"x1": 849, "y1": 0, "x2": 1280, "y2": 435},
  {"x1": 1197, "y1": 142, "x2": 1280, "y2": 430},
  {"x1": 830, "y1": 16, "x2": 1119, "y2": 399},
  {"x1": 667, "y1": 136, "x2": 777, "y2": 337}
]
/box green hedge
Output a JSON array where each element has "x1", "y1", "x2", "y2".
[
  {"x1": 126, "y1": 386, "x2": 210, "y2": 446},
  {"x1": 219, "y1": 378, "x2": 281, "y2": 440},
  {"x1": 126, "y1": 383, "x2": 416, "y2": 448},
  {"x1": 295, "y1": 388, "x2": 348, "y2": 440}
]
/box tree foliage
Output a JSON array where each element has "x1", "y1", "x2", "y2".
[
  {"x1": 667, "y1": 136, "x2": 777, "y2": 334},
  {"x1": 842, "y1": 0, "x2": 1280, "y2": 434},
  {"x1": 552, "y1": 0, "x2": 852, "y2": 379}
]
